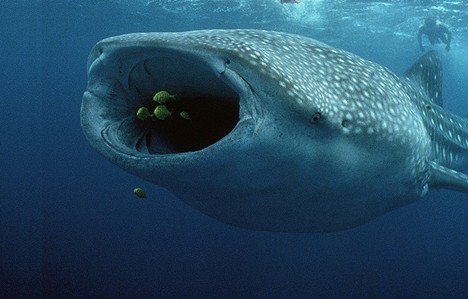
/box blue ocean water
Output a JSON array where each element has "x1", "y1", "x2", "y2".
[{"x1": 1, "y1": 0, "x2": 467, "y2": 298}]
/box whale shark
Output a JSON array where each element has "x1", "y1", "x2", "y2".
[{"x1": 81, "y1": 30, "x2": 468, "y2": 232}]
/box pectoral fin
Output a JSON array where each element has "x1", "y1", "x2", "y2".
[{"x1": 429, "y1": 161, "x2": 468, "y2": 193}]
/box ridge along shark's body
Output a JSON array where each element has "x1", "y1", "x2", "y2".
[{"x1": 81, "y1": 30, "x2": 468, "y2": 232}]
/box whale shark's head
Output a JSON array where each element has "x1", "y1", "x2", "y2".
[{"x1": 82, "y1": 30, "x2": 466, "y2": 232}]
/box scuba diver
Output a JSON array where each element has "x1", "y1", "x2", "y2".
[
  {"x1": 418, "y1": 18, "x2": 452, "y2": 52},
  {"x1": 280, "y1": 0, "x2": 301, "y2": 3}
]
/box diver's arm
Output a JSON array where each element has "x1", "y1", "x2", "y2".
[
  {"x1": 442, "y1": 26, "x2": 452, "y2": 51},
  {"x1": 445, "y1": 28, "x2": 452, "y2": 51},
  {"x1": 417, "y1": 28, "x2": 424, "y2": 51}
]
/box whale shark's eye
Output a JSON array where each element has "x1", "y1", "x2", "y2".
[
  {"x1": 310, "y1": 112, "x2": 322, "y2": 123},
  {"x1": 341, "y1": 119, "x2": 351, "y2": 128}
]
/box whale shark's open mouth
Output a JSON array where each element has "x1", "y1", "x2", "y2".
[{"x1": 90, "y1": 51, "x2": 241, "y2": 156}]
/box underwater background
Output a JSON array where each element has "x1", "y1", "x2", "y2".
[{"x1": 1, "y1": 0, "x2": 467, "y2": 298}]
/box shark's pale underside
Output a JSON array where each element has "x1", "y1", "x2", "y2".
[{"x1": 81, "y1": 30, "x2": 468, "y2": 232}]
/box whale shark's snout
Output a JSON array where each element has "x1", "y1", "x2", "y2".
[{"x1": 82, "y1": 30, "x2": 468, "y2": 232}]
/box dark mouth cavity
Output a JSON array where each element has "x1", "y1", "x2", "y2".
[{"x1": 116, "y1": 53, "x2": 240, "y2": 155}]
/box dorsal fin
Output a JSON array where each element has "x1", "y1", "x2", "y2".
[{"x1": 403, "y1": 51, "x2": 443, "y2": 106}]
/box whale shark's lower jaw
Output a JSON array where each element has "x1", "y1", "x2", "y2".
[{"x1": 82, "y1": 30, "x2": 468, "y2": 233}]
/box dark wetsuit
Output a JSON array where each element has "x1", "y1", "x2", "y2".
[{"x1": 418, "y1": 19, "x2": 452, "y2": 51}]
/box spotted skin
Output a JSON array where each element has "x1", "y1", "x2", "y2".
[{"x1": 82, "y1": 30, "x2": 468, "y2": 232}]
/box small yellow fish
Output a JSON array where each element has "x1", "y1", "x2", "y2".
[
  {"x1": 154, "y1": 105, "x2": 172, "y2": 120},
  {"x1": 153, "y1": 91, "x2": 175, "y2": 104},
  {"x1": 136, "y1": 107, "x2": 152, "y2": 120},
  {"x1": 133, "y1": 187, "x2": 146, "y2": 198},
  {"x1": 180, "y1": 111, "x2": 191, "y2": 120}
]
